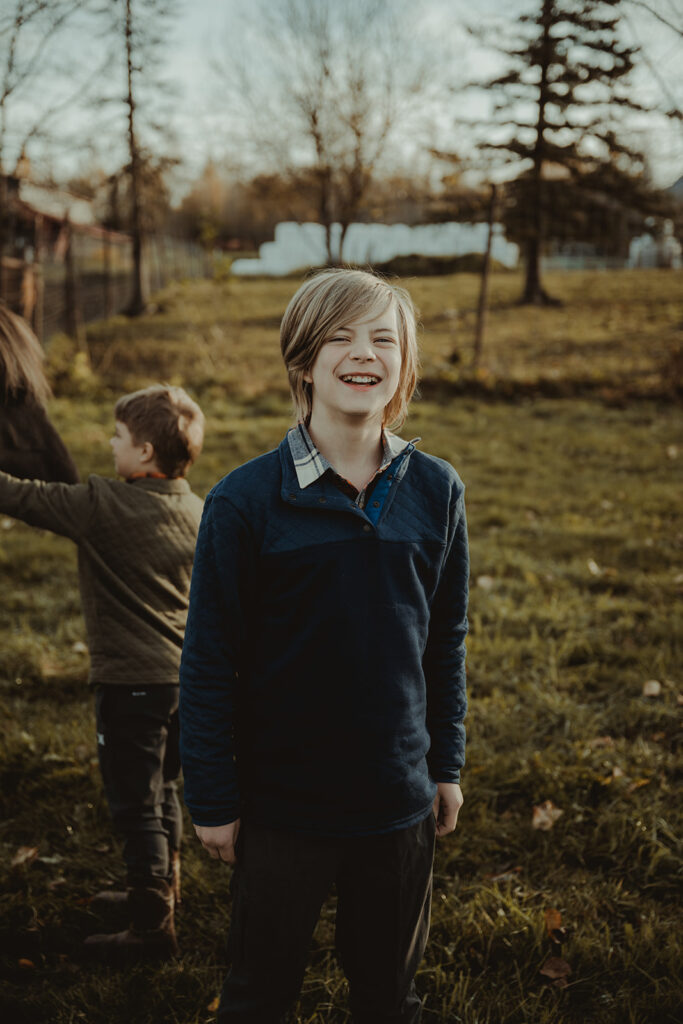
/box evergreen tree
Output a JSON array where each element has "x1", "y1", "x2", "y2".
[{"x1": 474, "y1": 0, "x2": 654, "y2": 304}]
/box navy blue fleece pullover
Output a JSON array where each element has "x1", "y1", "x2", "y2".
[{"x1": 179, "y1": 435, "x2": 469, "y2": 837}]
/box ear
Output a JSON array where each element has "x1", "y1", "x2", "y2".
[
  {"x1": 139, "y1": 441, "x2": 155, "y2": 464},
  {"x1": 303, "y1": 370, "x2": 313, "y2": 385}
]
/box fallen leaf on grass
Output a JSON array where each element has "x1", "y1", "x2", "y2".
[
  {"x1": 627, "y1": 778, "x2": 651, "y2": 793},
  {"x1": 476, "y1": 575, "x2": 495, "y2": 590},
  {"x1": 600, "y1": 764, "x2": 628, "y2": 786},
  {"x1": 532, "y1": 801, "x2": 563, "y2": 831},
  {"x1": 587, "y1": 736, "x2": 614, "y2": 750},
  {"x1": 207, "y1": 996, "x2": 220, "y2": 1012},
  {"x1": 40, "y1": 659, "x2": 64, "y2": 679},
  {"x1": 587, "y1": 558, "x2": 602, "y2": 576},
  {"x1": 20, "y1": 731, "x2": 36, "y2": 751},
  {"x1": 487, "y1": 866, "x2": 522, "y2": 883},
  {"x1": 544, "y1": 908, "x2": 563, "y2": 940},
  {"x1": 18, "y1": 959, "x2": 35, "y2": 970},
  {"x1": 11, "y1": 846, "x2": 39, "y2": 869},
  {"x1": 540, "y1": 956, "x2": 572, "y2": 988},
  {"x1": 71, "y1": 641, "x2": 87, "y2": 654},
  {"x1": 642, "y1": 680, "x2": 661, "y2": 698}
]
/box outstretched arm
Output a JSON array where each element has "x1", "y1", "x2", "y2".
[{"x1": 0, "y1": 470, "x2": 91, "y2": 539}]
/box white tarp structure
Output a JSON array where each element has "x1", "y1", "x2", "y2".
[
  {"x1": 231, "y1": 221, "x2": 520, "y2": 276},
  {"x1": 628, "y1": 221, "x2": 682, "y2": 269}
]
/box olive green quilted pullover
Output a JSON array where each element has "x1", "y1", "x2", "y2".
[{"x1": 0, "y1": 472, "x2": 204, "y2": 685}]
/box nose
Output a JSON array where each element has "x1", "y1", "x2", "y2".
[{"x1": 349, "y1": 335, "x2": 375, "y2": 361}]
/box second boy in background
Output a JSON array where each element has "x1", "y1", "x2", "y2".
[
  {"x1": 0, "y1": 384, "x2": 205, "y2": 961},
  {"x1": 181, "y1": 269, "x2": 470, "y2": 1022}
]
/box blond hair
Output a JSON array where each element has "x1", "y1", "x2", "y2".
[
  {"x1": 114, "y1": 385, "x2": 205, "y2": 478},
  {"x1": 280, "y1": 268, "x2": 419, "y2": 431},
  {"x1": 0, "y1": 301, "x2": 51, "y2": 407}
]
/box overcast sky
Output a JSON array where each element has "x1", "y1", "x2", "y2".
[
  {"x1": 5, "y1": 0, "x2": 683, "y2": 193},
  {"x1": 168, "y1": 0, "x2": 683, "y2": 190}
]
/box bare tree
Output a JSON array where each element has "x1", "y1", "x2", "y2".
[
  {"x1": 95, "y1": 0, "x2": 178, "y2": 315},
  {"x1": 623, "y1": 0, "x2": 683, "y2": 37},
  {"x1": 216, "y1": 0, "x2": 449, "y2": 264},
  {"x1": 0, "y1": 0, "x2": 96, "y2": 297}
]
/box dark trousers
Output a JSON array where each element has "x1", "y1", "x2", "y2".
[
  {"x1": 218, "y1": 814, "x2": 435, "y2": 1024},
  {"x1": 94, "y1": 684, "x2": 182, "y2": 886}
]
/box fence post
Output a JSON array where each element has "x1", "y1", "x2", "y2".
[
  {"x1": 103, "y1": 231, "x2": 113, "y2": 320},
  {"x1": 473, "y1": 184, "x2": 497, "y2": 370},
  {"x1": 63, "y1": 217, "x2": 87, "y2": 353}
]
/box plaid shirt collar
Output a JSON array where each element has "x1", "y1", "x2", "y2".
[{"x1": 287, "y1": 421, "x2": 412, "y2": 491}]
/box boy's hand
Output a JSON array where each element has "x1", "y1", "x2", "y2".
[
  {"x1": 194, "y1": 820, "x2": 241, "y2": 864},
  {"x1": 432, "y1": 783, "x2": 463, "y2": 837}
]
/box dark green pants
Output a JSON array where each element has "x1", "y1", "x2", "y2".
[
  {"x1": 95, "y1": 684, "x2": 182, "y2": 885},
  {"x1": 218, "y1": 814, "x2": 435, "y2": 1024}
]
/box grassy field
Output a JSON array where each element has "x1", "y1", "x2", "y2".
[{"x1": 0, "y1": 269, "x2": 681, "y2": 1023}]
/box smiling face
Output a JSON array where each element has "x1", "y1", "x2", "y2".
[
  {"x1": 303, "y1": 302, "x2": 402, "y2": 430},
  {"x1": 110, "y1": 420, "x2": 151, "y2": 478}
]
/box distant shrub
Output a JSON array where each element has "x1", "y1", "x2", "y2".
[{"x1": 371, "y1": 253, "x2": 512, "y2": 276}]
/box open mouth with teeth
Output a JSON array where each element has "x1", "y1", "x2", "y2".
[{"x1": 340, "y1": 374, "x2": 381, "y2": 386}]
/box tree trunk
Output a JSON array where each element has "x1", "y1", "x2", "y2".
[
  {"x1": 0, "y1": 172, "x2": 7, "y2": 302},
  {"x1": 63, "y1": 219, "x2": 87, "y2": 352},
  {"x1": 338, "y1": 221, "x2": 350, "y2": 265},
  {"x1": 519, "y1": 0, "x2": 558, "y2": 306},
  {"x1": 124, "y1": 0, "x2": 146, "y2": 316},
  {"x1": 319, "y1": 167, "x2": 334, "y2": 266},
  {"x1": 103, "y1": 232, "x2": 112, "y2": 319},
  {"x1": 473, "y1": 184, "x2": 497, "y2": 367}
]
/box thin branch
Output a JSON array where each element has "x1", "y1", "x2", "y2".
[
  {"x1": 624, "y1": 0, "x2": 683, "y2": 37},
  {"x1": 18, "y1": 51, "x2": 112, "y2": 152},
  {"x1": 622, "y1": 9, "x2": 683, "y2": 121}
]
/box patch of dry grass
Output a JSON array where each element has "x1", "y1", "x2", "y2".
[{"x1": 0, "y1": 270, "x2": 681, "y2": 1023}]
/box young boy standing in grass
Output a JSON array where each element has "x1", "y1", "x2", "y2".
[
  {"x1": 0, "y1": 384, "x2": 205, "y2": 961},
  {"x1": 180, "y1": 269, "x2": 469, "y2": 1022}
]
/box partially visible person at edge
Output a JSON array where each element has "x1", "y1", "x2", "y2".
[
  {"x1": 0, "y1": 301, "x2": 79, "y2": 483},
  {"x1": 0, "y1": 384, "x2": 205, "y2": 962},
  {"x1": 179, "y1": 268, "x2": 470, "y2": 1023}
]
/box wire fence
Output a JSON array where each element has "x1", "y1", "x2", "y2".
[{"x1": 2, "y1": 230, "x2": 211, "y2": 343}]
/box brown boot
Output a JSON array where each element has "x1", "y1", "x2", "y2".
[
  {"x1": 170, "y1": 849, "x2": 181, "y2": 904},
  {"x1": 84, "y1": 878, "x2": 178, "y2": 962},
  {"x1": 89, "y1": 889, "x2": 129, "y2": 927}
]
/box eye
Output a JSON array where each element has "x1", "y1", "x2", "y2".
[
  {"x1": 374, "y1": 336, "x2": 397, "y2": 345},
  {"x1": 325, "y1": 335, "x2": 351, "y2": 344}
]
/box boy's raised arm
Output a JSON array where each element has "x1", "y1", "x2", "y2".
[
  {"x1": 0, "y1": 470, "x2": 91, "y2": 540},
  {"x1": 179, "y1": 490, "x2": 255, "y2": 834},
  {"x1": 423, "y1": 486, "x2": 470, "y2": 788}
]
